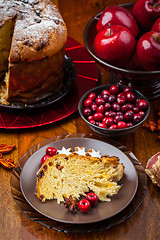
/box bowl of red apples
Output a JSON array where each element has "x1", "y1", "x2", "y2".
[
  {"x1": 78, "y1": 84, "x2": 150, "y2": 137},
  {"x1": 84, "y1": 1, "x2": 160, "y2": 100}
]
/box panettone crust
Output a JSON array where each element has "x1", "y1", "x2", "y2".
[
  {"x1": 0, "y1": 0, "x2": 67, "y2": 104},
  {"x1": 8, "y1": 47, "x2": 65, "y2": 103}
]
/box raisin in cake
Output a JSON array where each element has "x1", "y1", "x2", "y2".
[
  {"x1": 36, "y1": 149, "x2": 124, "y2": 204},
  {"x1": 0, "y1": 0, "x2": 67, "y2": 104}
]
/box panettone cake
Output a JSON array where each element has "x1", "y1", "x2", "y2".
[{"x1": 0, "y1": 0, "x2": 67, "y2": 104}]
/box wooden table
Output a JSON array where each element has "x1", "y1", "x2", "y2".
[{"x1": 0, "y1": 0, "x2": 159, "y2": 239}]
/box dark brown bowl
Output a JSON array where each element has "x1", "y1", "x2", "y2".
[
  {"x1": 78, "y1": 84, "x2": 150, "y2": 138},
  {"x1": 83, "y1": 2, "x2": 160, "y2": 100}
]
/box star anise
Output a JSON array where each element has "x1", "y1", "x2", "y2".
[{"x1": 63, "y1": 195, "x2": 79, "y2": 212}]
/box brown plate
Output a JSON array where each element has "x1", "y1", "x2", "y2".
[
  {"x1": 19, "y1": 135, "x2": 138, "y2": 225},
  {"x1": 11, "y1": 134, "x2": 147, "y2": 232}
]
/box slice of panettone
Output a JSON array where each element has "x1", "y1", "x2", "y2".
[{"x1": 36, "y1": 151, "x2": 124, "y2": 204}]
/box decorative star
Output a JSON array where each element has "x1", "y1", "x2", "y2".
[
  {"x1": 89, "y1": 149, "x2": 101, "y2": 158},
  {"x1": 74, "y1": 147, "x2": 86, "y2": 156},
  {"x1": 57, "y1": 147, "x2": 72, "y2": 156}
]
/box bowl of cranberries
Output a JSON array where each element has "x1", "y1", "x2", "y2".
[
  {"x1": 84, "y1": 2, "x2": 160, "y2": 100},
  {"x1": 78, "y1": 84, "x2": 150, "y2": 137}
]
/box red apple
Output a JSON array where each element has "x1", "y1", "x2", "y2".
[
  {"x1": 96, "y1": 5, "x2": 139, "y2": 37},
  {"x1": 94, "y1": 25, "x2": 136, "y2": 66},
  {"x1": 152, "y1": 17, "x2": 160, "y2": 31},
  {"x1": 136, "y1": 31, "x2": 160, "y2": 71},
  {"x1": 133, "y1": 0, "x2": 160, "y2": 32}
]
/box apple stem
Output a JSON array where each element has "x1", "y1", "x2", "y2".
[
  {"x1": 153, "y1": 2, "x2": 159, "y2": 8},
  {"x1": 154, "y1": 32, "x2": 160, "y2": 43},
  {"x1": 108, "y1": 23, "x2": 112, "y2": 36}
]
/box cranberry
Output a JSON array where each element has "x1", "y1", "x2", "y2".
[
  {"x1": 116, "y1": 111, "x2": 123, "y2": 116},
  {"x1": 101, "y1": 89, "x2": 110, "y2": 96},
  {"x1": 124, "y1": 110, "x2": 134, "y2": 122},
  {"x1": 105, "y1": 111, "x2": 110, "y2": 117},
  {"x1": 109, "y1": 85, "x2": 120, "y2": 95},
  {"x1": 112, "y1": 102, "x2": 120, "y2": 111},
  {"x1": 117, "y1": 121, "x2": 127, "y2": 129},
  {"x1": 117, "y1": 96, "x2": 127, "y2": 105},
  {"x1": 126, "y1": 103, "x2": 134, "y2": 110},
  {"x1": 46, "y1": 147, "x2": 57, "y2": 156},
  {"x1": 88, "y1": 92, "x2": 96, "y2": 101},
  {"x1": 97, "y1": 105, "x2": 105, "y2": 113},
  {"x1": 123, "y1": 86, "x2": 133, "y2": 94},
  {"x1": 129, "y1": 110, "x2": 134, "y2": 115},
  {"x1": 86, "y1": 192, "x2": 98, "y2": 206},
  {"x1": 133, "y1": 114, "x2": 143, "y2": 124},
  {"x1": 84, "y1": 98, "x2": 93, "y2": 107},
  {"x1": 93, "y1": 112, "x2": 103, "y2": 121},
  {"x1": 109, "y1": 110, "x2": 117, "y2": 118},
  {"x1": 105, "y1": 117, "x2": 114, "y2": 127},
  {"x1": 136, "y1": 98, "x2": 142, "y2": 106},
  {"x1": 137, "y1": 100, "x2": 148, "y2": 110},
  {"x1": 138, "y1": 111, "x2": 145, "y2": 117},
  {"x1": 125, "y1": 92, "x2": 136, "y2": 103},
  {"x1": 90, "y1": 103, "x2": 98, "y2": 112},
  {"x1": 89, "y1": 119, "x2": 96, "y2": 125},
  {"x1": 97, "y1": 94, "x2": 102, "y2": 98},
  {"x1": 83, "y1": 108, "x2": 92, "y2": 116},
  {"x1": 102, "y1": 94, "x2": 109, "y2": 102},
  {"x1": 109, "y1": 124, "x2": 117, "y2": 129},
  {"x1": 99, "y1": 122, "x2": 107, "y2": 128},
  {"x1": 78, "y1": 199, "x2": 91, "y2": 213},
  {"x1": 104, "y1": 103, "x2": 111, "y2": 111},
  {"x1": 95, "y1": 121, "x2": 101, "y2": 126},
  {"x1": 95, "y1": 97, "x2": 105, "y2": 105},
  {"x1": 133, "y1": 107, "x2": 139, "y2": 113},
  {"x1": 127, "y1": 122, "x2": 134, "y2": 127},
  {"x1": 41, "y1": 155, "x2": 51, "y2": 165},
  {"x1": 121, "y1": 104, "x2": 129, "y2": 112},
  {"x1": 87, "y1": 115, "x2": 94, "y2": 121},
  {"x1": 114, "y1": 115, "x2": 124, "y2": 123},
  {"x1": 108, "y1": 94, "x2": 116, "y2": 103},
  {"x1": 102, "y1": 117, "x2": 108, "y2": 123},
  {"x1": 117, "y1": 92, "x2": 125, "y2": 98}
]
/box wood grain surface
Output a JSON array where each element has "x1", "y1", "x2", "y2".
[{"x1": 0, "y1": 0, "x2": 160, "y2": 239}]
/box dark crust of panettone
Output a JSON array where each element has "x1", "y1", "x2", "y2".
[{"x1": 7, "y1": 47, "x2": 65, "y2": 103}]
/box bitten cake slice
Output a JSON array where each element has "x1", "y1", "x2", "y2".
[{"x1": 36, "y1": 152, "x2": 124, "y2": 204}]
